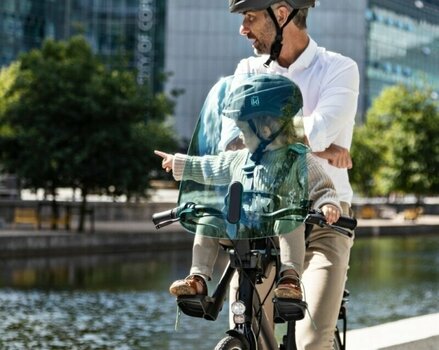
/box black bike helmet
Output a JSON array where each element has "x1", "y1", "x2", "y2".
[
  {"x1": 229, "y1": 0, "x2": 315, "y2": 66},
  {"x1": 229, "y1": 0, "x2": 315, "y2": 13},
  {"x1": 223, "y1": 74, "x2": 303, "y2": 164}
]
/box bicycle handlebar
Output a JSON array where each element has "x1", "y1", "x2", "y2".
[
  {"x1": 305, "y1": 209, "x2": 357, "y2": 230},
  {"x1": 152, "y1": 203, "x2": 357, "y2": 232},
  {"x1": 152, "y1": 206, "x2": 181, "y2": 229}
]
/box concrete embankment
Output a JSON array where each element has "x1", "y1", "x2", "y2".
[
  {"x1": 0, "y1": 214, "x2": 438, "y2": 257},
  {"x1": 1, "y1": 189, "x2": 439, "y2": 257},
  {"x1": 0, "y1": 222, "x2": 191, "y2": 257}
]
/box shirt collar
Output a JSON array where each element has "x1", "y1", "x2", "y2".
[{"x1": 270, "y1": 36, "x2": 318, "y2": 73}]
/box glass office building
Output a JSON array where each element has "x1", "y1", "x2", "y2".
[
  {"x1": 309, "y1": 0, "x2": 439, "y2": 122},
  {"x1": 365, "y1": 0, "x2": 439, "y2": 108},
  {"x1": 0, "y1": 0, "x2": 166, "y2": 91}
]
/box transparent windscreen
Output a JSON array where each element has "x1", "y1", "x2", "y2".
[{"x1": 178, "y1": 73, "x2": 311, "y2": 239}]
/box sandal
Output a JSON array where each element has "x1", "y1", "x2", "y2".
[
  {"x1": 274, "y1": 275, "x2": 302, "y2": 300},
  {"x1": 169, "y1": 275, "x2": 208, "y2": 297}
]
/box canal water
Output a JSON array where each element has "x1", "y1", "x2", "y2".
[{"x1": 0, "y1": 234, "x2": 438, "y2": 349}]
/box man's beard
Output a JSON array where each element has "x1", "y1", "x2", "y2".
[{"x1": 253, "y1": 41, "x2": 270, "y2": 56}]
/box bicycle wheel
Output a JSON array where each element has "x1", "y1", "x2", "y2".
[{"x1": 214, "y1": 335, "x2": 249, "y2": 350}]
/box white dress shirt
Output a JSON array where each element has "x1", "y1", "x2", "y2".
[{"x1": 232, "y1": 37, "x2": 360, "y2": 204}]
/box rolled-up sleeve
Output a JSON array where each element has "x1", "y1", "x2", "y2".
[{"x1": 304, "y1": 59, "x2": 359, "y2": 152}]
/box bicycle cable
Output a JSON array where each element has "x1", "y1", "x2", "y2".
[{"x1": 252, "y1": 236, "x2": 280, "y2": 342}]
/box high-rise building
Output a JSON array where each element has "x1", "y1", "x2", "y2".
[
  {"x1": 1, "y1": 0, "x2": 438, "y2": 141},
  {"x1": 0, "y1": 0, "x2": 166, "y2": 91},
  {"x1": 364, "y1": 0, "x2": 439, "y2": 109}
]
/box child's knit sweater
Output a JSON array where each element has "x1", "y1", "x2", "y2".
[{"x1": 172, "y1": 144, "x2": 341, "y2": 212}]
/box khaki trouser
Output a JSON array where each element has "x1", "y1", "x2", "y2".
[{"x1": 228, "y1": 202, "x2": 354, "y2": 350}]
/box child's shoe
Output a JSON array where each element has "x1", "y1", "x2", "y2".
[
  {"x1": 274, "y1": 275, "x2": 302, "y2": 300},
  {"x1": 169, "y1": 275, "x2": 208, "y2": 297}
]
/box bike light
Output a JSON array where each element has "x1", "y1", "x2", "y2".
[{"x1": 231, "y1": 301, "x2": 246, "y2": 315}]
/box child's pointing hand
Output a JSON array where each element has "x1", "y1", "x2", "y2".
[{"x1": 154, "y1": 150, "x2": 174, "y2": 173}]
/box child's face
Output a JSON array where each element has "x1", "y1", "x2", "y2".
[{"x1": 235, "y1": 121, "x2": 260, "y2": 153}]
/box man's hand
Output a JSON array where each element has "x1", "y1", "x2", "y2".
[{"x1": 313, "y1": 144, "x2": 352, "y2": 169}]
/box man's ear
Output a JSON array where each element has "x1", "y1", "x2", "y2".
[{"x1": 275, "y1": 5, "x2": 290, "y2": 27}]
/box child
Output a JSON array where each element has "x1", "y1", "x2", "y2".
[{"x1": 155, "y1": 74, "x2": 341, "y2": 300}]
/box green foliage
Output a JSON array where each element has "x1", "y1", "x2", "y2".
[
  {"x1": 0, "y1": 62, "x2": 20, "y2": 136},
  {"x1": 350, "y1": 84, "x2": 439, "y2": 197},
  {"x1": 0, "y1": 36, "x2": 176, "y2": 228},
  {"x1": 349, "y1": 125, "x2": 383, "y2": 196}
]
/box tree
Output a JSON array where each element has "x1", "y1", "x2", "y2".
[
  {"x1": 0, "y1": 36, "x2": 176, "y2": 231},
  {"x1": 349, "y1": 125, "x2": 383, "y2": 196},
  {"x1": 350, "y1": 84, "x2": 439, "y2": 199}
]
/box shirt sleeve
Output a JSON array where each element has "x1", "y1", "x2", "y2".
[{"x1": 303, "y1": 58, "x2": 359, "y2": 152}]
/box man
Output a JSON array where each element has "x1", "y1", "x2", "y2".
[{"x1": 227, "y1": 1, "x2": 359, "y2": 349}]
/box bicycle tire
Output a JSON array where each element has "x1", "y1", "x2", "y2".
[{"x1": 214, "y1": 335, "x2": 249, "y2": 350}]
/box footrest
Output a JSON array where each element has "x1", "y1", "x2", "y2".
[
  {"x1": 177, "y1": 295, "x2": 218, "y2": 320},
  {"x1": 273, "y1": 298, "x2": 307, "y2": 323}
]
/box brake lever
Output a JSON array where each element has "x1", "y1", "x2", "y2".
[
  {"x1": 154, "y1": 217, "x2": 180, "y2": 229},
  {"x1": 328, "y1": 224, "x2": 353, "y2": 238}
]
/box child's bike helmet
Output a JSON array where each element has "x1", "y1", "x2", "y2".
[
  {"x1": 222, "y1": 74, "x2": 302, "y2": 121},
  {"x1": 222, "y1": 74, "x2": 303, "y2": 163}
]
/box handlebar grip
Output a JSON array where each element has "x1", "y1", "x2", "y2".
[
  {"x1": 152, "y1": 207, "x2": 179, "y2": 228},
  {"x1": 334, "y1": 215, "x2": 357, "y2": 230},
  {"x1": 306, "y1": 211, "x2": 357, "y2": 230}
]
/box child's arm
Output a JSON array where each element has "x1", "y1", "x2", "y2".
[
  {"x1": 304, "y1": 153, "x2": 342, "y2": 225},
  {"x1": 154, "y1": 149, "x2": 245, "y2": 184}
]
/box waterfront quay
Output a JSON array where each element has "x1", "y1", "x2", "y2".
[
  {"x1": 1, "y1": 191, "x2": 439, "y2": 257},
  {"x1": 1, "y1": 214, "x2": 439, "y2": 257}
]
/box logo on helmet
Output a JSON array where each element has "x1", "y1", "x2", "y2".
[{"x1": 251, "y1": 95, "x2": 260, "y2": 107}]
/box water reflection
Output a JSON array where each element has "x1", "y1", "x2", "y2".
[
  {"x1": 0, "y1": 235, "x2": 438, "y2": 349},
  {"x1": 347, "y1": 235, "x2": 439, "y2": 328},
  {"x1": 0, "y1": 251, "x2": 230, "y2": 349}
]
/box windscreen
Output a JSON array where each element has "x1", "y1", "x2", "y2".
[{"x1": 177, "y1": 74, "x2": 310, "y2": 239}]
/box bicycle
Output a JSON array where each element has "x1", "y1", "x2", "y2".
[{"x1": 153, "y1": 181, "x2": 356, "y2": 350}]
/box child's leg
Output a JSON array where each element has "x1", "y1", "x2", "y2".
[
  {"x1": 279, "y1": 224, "x2": 305, "y2": 276},
  {"x1": 274, "y1": 225, "x2": 305, "y2": 299},
  {"x1": 190, "y1": 233, "x2": 220, "y2": 279},
  {"x1": 169, "y1": 233, "x2": 219, "y2": 296}
]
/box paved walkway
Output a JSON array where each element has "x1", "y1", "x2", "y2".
[{"x1": 347, "y1": 313, "x2": 439, "y2": 349}]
